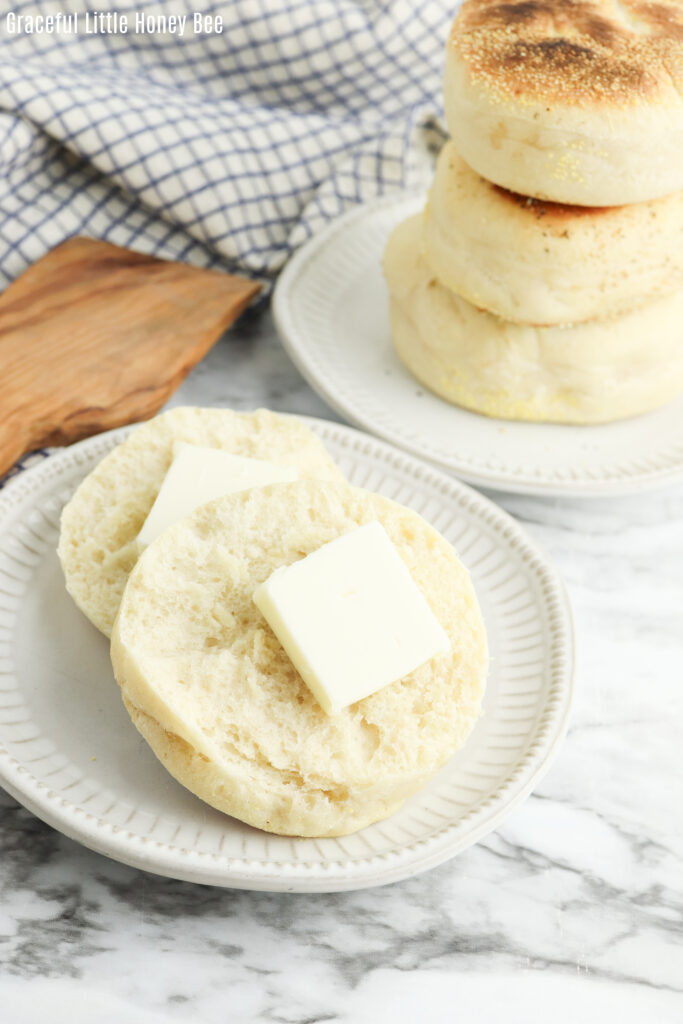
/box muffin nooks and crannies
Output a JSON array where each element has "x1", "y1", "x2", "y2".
[
  {"x1": 111, "y1": 480, "x2": 488, "y2": 838},
  {"x1": 444, "y1": 0, "x2": 683, "y2": 206},
  {"x1": 58, "y1": 407, "x2": 345, "y2": 637}
]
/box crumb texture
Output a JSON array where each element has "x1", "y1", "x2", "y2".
[
  {"x1": 58, "y1": 407, "x2": 345, "y2": 636},
  {"x1": 111, "y1": 480, "x2": 488, "y2": 837}
]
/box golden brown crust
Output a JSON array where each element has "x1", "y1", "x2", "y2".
[
  {"x1": 451, "y1": 0, "x2": 683, "y2": 107},
  {"x1": 490, "y1": 182, "x2": 615, "y2": 219}
]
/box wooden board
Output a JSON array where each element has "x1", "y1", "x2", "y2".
[{"x1": 0, "y1": 237, "x2": 260, "y2": 478}]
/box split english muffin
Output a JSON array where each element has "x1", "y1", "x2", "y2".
[
  {"x1": 444, "y1": 0, "x2": 683, "y2": 206},
  {"x1": 384, "y1": 216, "x2": 683, "y2": 424},
  {"x1": 58, "y1": 407, "x2": 345, "y2": 637},
  {"x1": 425, "y1": 140, "x2": 683, "y2": 326},
  {"x1": 111, "y1": 480, "x2": 488, "y2": 837}
]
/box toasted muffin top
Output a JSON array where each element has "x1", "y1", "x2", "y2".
[{"x1": 450, "y1": 0, "x2": 683, "y2": 108}]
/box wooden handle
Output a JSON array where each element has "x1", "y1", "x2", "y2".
[{"x1": 0, "y1": 238, "x2": 260, "y2": 477}]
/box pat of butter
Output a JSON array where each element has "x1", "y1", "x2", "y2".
[
  {"x1": 137, "y1": 442, "x2": 298, "y2": 549},
  {"x1": 252, "y1": 521, "x2": 450, "y2": 714}
]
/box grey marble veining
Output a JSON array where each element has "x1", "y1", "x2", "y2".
[{"x1": 1, "y1": 305, "x2": 681, "y2": 1023}]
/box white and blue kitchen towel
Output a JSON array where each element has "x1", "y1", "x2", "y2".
[{"x1": 0, "y1": 0, "x2": 452, "y2": 291}]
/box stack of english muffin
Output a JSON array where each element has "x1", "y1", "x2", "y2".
[{"x1": 384, "y1": 0, "x2": 683, "y2": 424}]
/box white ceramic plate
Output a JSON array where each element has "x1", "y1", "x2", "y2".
[
  {"x1": 0, "y1": 419, "x2": 573, "y2": 891},
  {"x1": 273, "y1": 192, "x2": 683, "y2": 496}
]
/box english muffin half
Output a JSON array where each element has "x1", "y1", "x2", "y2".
[
  {"x1": 111, "y1": 480, "x2": 488, "y2": 837},
  {"x1": 58, "y1": 407, "x2": 344, "y2": 637}
]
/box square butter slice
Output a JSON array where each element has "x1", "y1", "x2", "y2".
[
  {"x1": 137, "y1": 442, "x2": 298, "y2": 549},
  {"x1": 253, "y1": 521, "x2": 450, "y2": 714}
]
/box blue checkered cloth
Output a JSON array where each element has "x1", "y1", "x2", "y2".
[{"x1": 0, "y1": 0, "x2": 452, "y2": 291}]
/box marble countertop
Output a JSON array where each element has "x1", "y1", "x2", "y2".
[{"x1": 1, "y1": 304, "x2": 681, "y2": 1023}]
